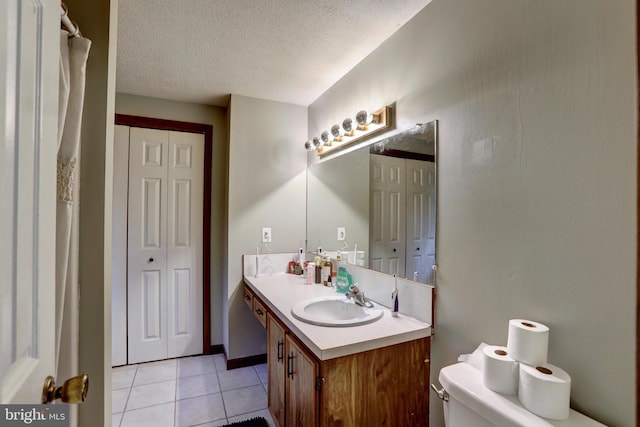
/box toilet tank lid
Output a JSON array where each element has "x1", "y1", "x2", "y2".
[{"x1": 438, "y1": 363, "x2": 606, "y2": 427}]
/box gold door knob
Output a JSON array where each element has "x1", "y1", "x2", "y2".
[{"x1": 42, "y1": 374, "x2": 89, "y2": 404}]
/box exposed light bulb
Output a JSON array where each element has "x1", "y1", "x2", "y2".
[
  {"x1": 320, "y1": 131, "x2": 333, "y2": 146},
  {"x1": 342, "y1": 117, "x2": 357, "y2": 135},
  {"x1": 355, "y1": 110, "x2": 373, "y2": 127},
  {"x1": 312, "y1": 137, "x2": 322, "y2": 149},
  {"x1": 304, "y1": 140, "x2": 313, "y2": 151},
  {"x1": 330, "y1": 124, "x2": 344, "y2": 141}
]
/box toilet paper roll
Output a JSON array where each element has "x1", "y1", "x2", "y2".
[
  {"x1": 518, "y1": 363, "x2": 571, "y2": 420},
  {"x1": 482, "y1": 345, "x2": 519, "y2": 395},
  {"x1": 507, "y1": 319, "x2": 549, "y2": 365}
]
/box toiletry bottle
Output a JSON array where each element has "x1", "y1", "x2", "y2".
[
  {"x1": 391, "y1": 274, "x2": 399, "y2": 317},
  {"x1": 336, "y1": 266, "x2": 349, "y2": 293},
  {"x1": 288, "y1": 259, "x2": 296, "y2": 274},
  {"x1": 322, "y1": 256, "x2": 332, "y2": 286},
  {"x1": 327, "y1": 274, "x2": 332, "y2": 288},
  {"x1": 306, "y1": 262, "x2": 315, "y2": 284},
  {"x1": 314, "y1": 257, "x2": 322, "y2": 284}
]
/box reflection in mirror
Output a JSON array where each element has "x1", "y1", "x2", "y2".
[{"x1": 307, "y1": 120, "x2": 438, "y2": 284}]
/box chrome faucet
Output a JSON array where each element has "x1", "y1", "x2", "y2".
[{"x1": 345, "y1": 284, "x2": 374, "y2": 308}]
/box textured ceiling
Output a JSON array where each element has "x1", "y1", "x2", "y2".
[{"x1": 116, "y1": 0, "x2": 432, "y2": 107}]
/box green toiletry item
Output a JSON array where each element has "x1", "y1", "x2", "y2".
[{"x1": 336, "y1": 266, "x2": 350, "y2": 294}]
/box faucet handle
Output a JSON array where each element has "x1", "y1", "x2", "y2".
[{"x1": 349, "y1": 283, "x2": 360, "y2": 293}]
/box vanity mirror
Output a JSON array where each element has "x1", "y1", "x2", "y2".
[{"x1": 306, "y1": 120, "x2": 438, "y2": 284}]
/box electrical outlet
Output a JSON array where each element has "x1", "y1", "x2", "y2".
[
  {"x1": 337, "y1": 227, "x2": 346, "y2": 241},
  {"x1": 262, "y1": 227, "x2": 272, "y2": 243}
]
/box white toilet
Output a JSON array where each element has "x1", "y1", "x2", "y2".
[{"x1": 437, "y1": 362, "x2": 606, "y2": 427}]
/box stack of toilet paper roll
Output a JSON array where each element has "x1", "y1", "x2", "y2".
[{"x1": 481, "y1": 319, "x2": 571, "y2": 421}]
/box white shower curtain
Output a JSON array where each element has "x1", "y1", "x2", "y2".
[{"x1": 56, "y1": 29, "x2": 91, "y2": 381}]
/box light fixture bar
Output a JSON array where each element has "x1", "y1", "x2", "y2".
[{"x1": 315, "y1": 105, "x2": 392, "y2": 158}]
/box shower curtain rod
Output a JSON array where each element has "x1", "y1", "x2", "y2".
[{"x1": 60, "y1": 3, "x2": 80, "y2": 37}]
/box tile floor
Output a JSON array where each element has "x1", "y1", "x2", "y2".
[{"x1": 112, "y1": 354, "x2": 275, "y2": 427}]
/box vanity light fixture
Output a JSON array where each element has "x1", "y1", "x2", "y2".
[{"x1": 305, "y1": 105, "x2": 392, "y2": 158}]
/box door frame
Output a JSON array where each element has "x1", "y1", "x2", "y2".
[{"x1": 114, "y1": 114, "x2": 213, "y2": 355}]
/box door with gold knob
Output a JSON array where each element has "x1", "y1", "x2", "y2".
[{"x1": 0, "y1": 0, "x2": 58, "y2": 403}]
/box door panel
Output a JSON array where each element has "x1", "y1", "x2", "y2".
[
  {"x1": 406, "y1": 159, "x2": 430, "y2": 283},
  {"x1": 370, "y1": 154, "x2": 406, "y2": 277},
  {"x1": 128, "y1": 128, "x2": 169, "y2": 364},
  {"x1": 142, "y1": 270, "x2": 162, "y2": 340},
  {"x1": 0, "y1": 0, "x2": 57, "y2": 403},
  {"x1": 167, "y1": 131, "x2": 203, "y2": 358},
  {"x1": 172, "y1": 269, "x2": 191, "y2": 335},
  {"x1": 142, "y1": 178, "x2": 163, "y2": 248}
]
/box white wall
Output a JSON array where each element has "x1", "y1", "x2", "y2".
[
  {"x1": 309, "y1": 1, "x2": 636, "y2": 425},
  {"x1": 226, "y1": 95, "x2": 307, "y2": 360},
  {"x1": 307, "y1": 147, "x2": 370, "y2": 254},
  {"x1": 114, "y1": 93, "x2": 228, "y2": 346}
]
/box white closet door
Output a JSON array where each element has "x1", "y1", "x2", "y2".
[
  {"x1": 370, "y1": 154, "x2": 406, "y2": 277},
  {"x1": 127, "y1": 128, "x2": 169, "y2": 364},
  {"x1": 166, "y1": 131, "x2": 203, "y2": 358},
  {"x1": 405, "y1": 159, "x2": 434, "y2": 284}
]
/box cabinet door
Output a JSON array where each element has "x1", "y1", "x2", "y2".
[
  {"x1": 267, "y1": 313, "x2": 286, "y2": 427},
  {"x1": 286, "y1": 336, "x2": 318, "y2": 426}
]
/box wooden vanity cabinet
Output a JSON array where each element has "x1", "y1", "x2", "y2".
[{"x1": 253, "y1": 285, "x2": 431, "y2": 426}]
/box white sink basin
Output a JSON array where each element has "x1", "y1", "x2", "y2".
[{"x1": 291, "y1": 295, "x2": 384, "y2": 327}]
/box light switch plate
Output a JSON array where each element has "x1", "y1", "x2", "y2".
[
  {"x1": 262, "y1": 227, "x2": 272, "y2": 243},
  {"x1": 337, "y1": 227, "x2": 346, "y2": 241}
]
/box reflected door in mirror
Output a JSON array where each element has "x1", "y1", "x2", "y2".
[{"x1": 370, "y1": 154, "x2": 435, "y2": 284}]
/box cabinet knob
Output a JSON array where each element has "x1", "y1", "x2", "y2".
[
  {"x1": 392, "y1": 248, "x2": 396, "y2": 253},
  {"x1": 148, "y1": 257, "x2": 154, "y2": 263}
]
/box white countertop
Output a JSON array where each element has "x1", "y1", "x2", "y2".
[{"x1": 243, "y1": 272, "x2": 432, "y2": 361}]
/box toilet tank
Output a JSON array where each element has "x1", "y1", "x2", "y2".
[{"x1": 438, "y1": 363, "x2": 606, "y2": 427}]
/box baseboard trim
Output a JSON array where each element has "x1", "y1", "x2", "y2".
[
  {"x1": 227, "y1": 353, "x2": 267, "y2": 370},
  {"x1": 210, "y1": 344, "x2": 224, "y2": 355}
]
